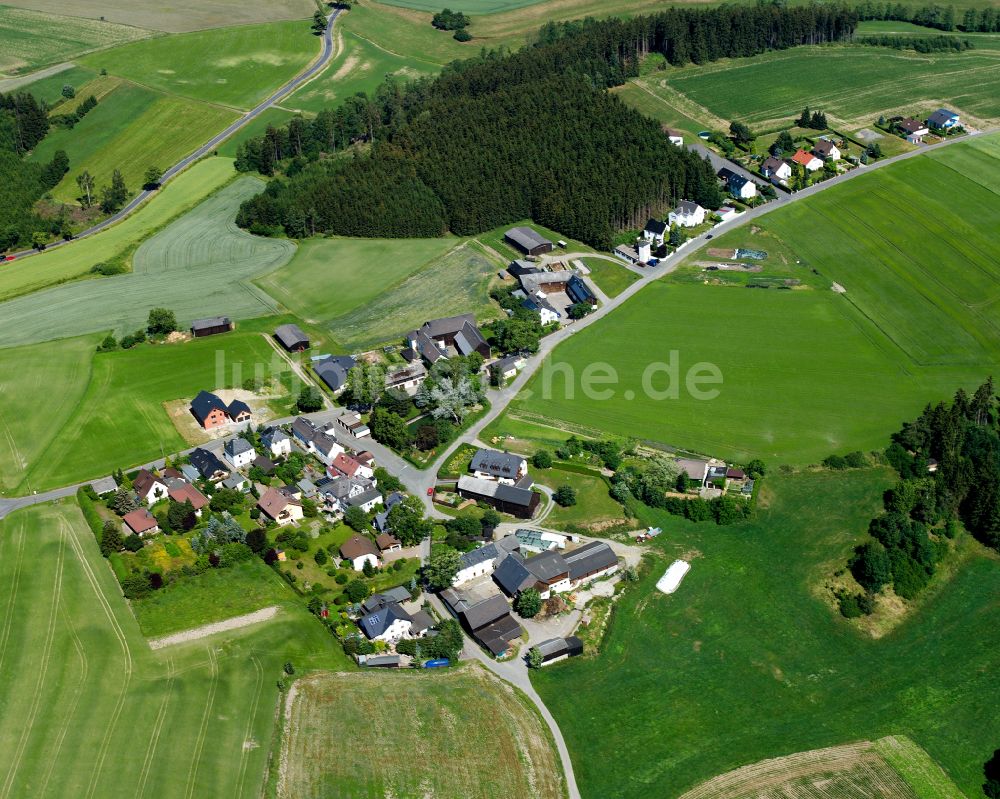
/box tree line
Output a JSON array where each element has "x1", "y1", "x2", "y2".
[
  {"x1": 234, "y1": 2, "x2": 858, "y2": 247},
  {"x1": 859, "y1": 32, "x2": 973, "y2": 50},
  {"x1": 837, "y1": 378, "x2": 999, "y2": 617}
]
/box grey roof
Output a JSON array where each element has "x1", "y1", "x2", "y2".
[
  {"x1": 374, "y1": 492, "x2": 405, "y2": 533},
  {"x1": 457, "y1": 475, "x2": 537, "y2": 508},
  {"x1": 493, "y1": 553, "x2": 535, "y2": 596},
  {"x1": 410, "y1": 609, "x2": 434, "y2": 635},
  {"x1": 222, "y1": 474, "x2": 247, "y2": 490},
  {"x1": 347, "y1": 487, "x2": 382, "y2": 508},
  {"x1": 361, "y1": 586, "x2": 412, "y2": 613},
  {"x1": 362, "y1": 654, "x2": 401, "y2": 667},
  {"x1": 523, "y1": 550, "x2": 568, "y2": 582},
  {"x1": 91, "y1": 476, "x2": 118, "y2": 495},
  {"x1": 224, "y1": 437, "x2": 254, "y2": 457},
  {"x1": 191, "y1": 316, "x2": 231, "y2": 331},
  {"x1": 505, "y1": 226, "x2": 552, "y2": 252},
  {"x1": 928, "y1": 108, "x2": 958, "y2": 127},
  {"x1": 189, "y1": 447, "x2": 227, "y2": 479},
  {"x1": 677, "y1": 200, "x2": 701, "y2": 215},
  {"x1": 507, "y1": 259, "x2": 542, "y2": 278},
  {"x1": 470, "y1": 448, "x2": 525, "y2": 479},
  {"x1": 562, "y1": 541, "x2": 618, "y2": 580},
  {"x1": 291, "y1": 417, "x2": 317, "y2": 443},
  {"x1": 762, "y1": 155, "x2": 786, "y2": 173},
  {"x1": 494, "y1": 355, "x2": 522, "y2": 371},
  {"x1": 359, "y1": 603, "x2": 411, "y2": 638},
  {"x1": 311, "y1": 430, "x2": 340, "y2": 456},
  {"x1": 535, "y1": 635, "x2": 583, "y2": 659},
  {"x1": 812, "y1": 139, "x2": 837, "y2": 157},
  {"x1": 314, "y1": 355, "x2": 356, "y2": 392},
  {"x1": 461, "y1": 593, "x2": 512, "y2": 631},
  {"x1": 180, "y1": 463, "x2": 200, "y2": 482},
  {"x1": 386, "y1": 362, "x2": 426, "y2": 388},
  {"x1": 644, "y1": 218, "x2": 667, "y2": 235},
  {"x1": 523, "y1": 295, "x2": 560, "y2": 317},
  {"x1": 477, "y1": 614, "x2": 523, "y2": 655},
  {"x1": 458, "y1": 535, "x2": 520, "y2": 571},
  {"x1": 253, "y1": 455, "x2": 276, "y2": 473},
  {"x1": 274, "y1": 323, "x2": 309, "y2": 349}
]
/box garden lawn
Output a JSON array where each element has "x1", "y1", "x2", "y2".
[
  {"x1": 0, "y1": 156, "x2": 235, "y2": 302},
  {"x1": 285, "y1": 29, "x2": 439, "y2": 114},
  {"x1": 580, "y1": 257, "x2": 640, "y2": 297},
  {"x1": 0, "y1": 175, "x2": 294, "y2": 347},
  {"x1": 254, "y1": 235, "x2": 457, "y2": 325},
  {"x1": 656, "y1": 45, "x2": 1000, "y2": 129},
  {"x1": 8, "y1": 331, "x2": 289, "y2": 493},
  {"x1": 77, "y1": 20, "x2": 318, "y2": 109},
  {"x1": 535, "y1": 466, "x2": 626, "y2": 531},
  {"x1": 130, "y1": 558, "x2": 295, "y2": 637},
  {"x1": 29, "y1": 81, "x2": 238, "y2": 203},
  {"x1": 0, "y1": 334, "x2": 97, "y2": 493},
  {"x1": 0, "y1": 6, "x2": 151, "y2": 75},
  {"x1": 278, "y1": 667, "x2": 565, "y2": 799},
  {"x1": 531, "y1": 469, "x2": 1000, "y2": 799},
  {"x1": 0, "y1": 501, "x2": 347, "y2": 799}
]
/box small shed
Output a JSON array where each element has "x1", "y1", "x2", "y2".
[
  {"x1": 190, "y1": 316, "x2": 233, "y2": 338},
  {"x1": 274, "y1": 324, "x2": 310, "y2": 352}
]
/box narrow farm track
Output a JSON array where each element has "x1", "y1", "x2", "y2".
[{"x1": 7, "y1": 9, "x2": 341, "y2": 263}]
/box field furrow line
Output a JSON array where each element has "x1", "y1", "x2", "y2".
[
  {"x1": 233, "y1": 652, "x2": 265, "y2": 799},
  {"x1": 62, "y1": 517, "x2": 135, "y2": 799},
  {"x1": 136, "y1": 655, "x2": 175, "y2": 799},
  {"x1": 0, "y1": 525, "x2": 64, "y2": 799},
  {"x1": 184, "y1": 645, "x2": 219, "y2": 799},
  {"x1": 0, "y1": 524, "x2": 25, "y2": 674}
]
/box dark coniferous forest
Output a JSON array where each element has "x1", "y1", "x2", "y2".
[{"x1": 234, "y1": 3, "x2": 859, "y2": 247}]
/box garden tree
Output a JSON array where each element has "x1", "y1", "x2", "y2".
[
  {"x1": 809, "y1": 110, "x2": 827, "y2": 129},
  {"x1": 984, "y1": 748, "x2": 1000, "y2": 799},
  {"x1": 527, "y1": 647, "x2": 544, "y2": 668},
  {"x1": 760, "y1": 183, "x2": 778, "y2": 200},
  {"x1": 745, "y1": 458, "x2": 767, "y2": 479},
  {"x1": 302, "y1": 497, "x2": 318, "y2": 518},
  {"x1": 246, "y1": 527, "x2": 268, "y2": 554},
  {"x1": 191, "y1": 514, "x2": 247, "y2": 553},
  {"x1": 209, "y1": 487, "x2": 245, "y2": 513},
  {"x1": 362, "y1": 559, "x2": 376, "y2": 577},
  {"x1": 167, "y1": 498, "x2": 197, "y2": 531},
  {"x1": 296, "y1": 385, "x2": 324, "y2": 412},
  {"x1": 99, "y1": 169, "x2": 128, "y2": 213},
  {"x1": 370, "y1": 407, "x2": 411, "y2": 449},
  {"x1": 553, "y1": 485, "x2": 577, "y2": 507},
  {"x1": 100, "y1": 520, "x2": 123, "y2": 555},
  {"x1": 514, "y1": 587, "x2": 542, "y2": 618},
  {"x1": 373, "y1": 467, "x2": 404, "y2": 495},
  {"x1": 771, "y1": 130, "x2": 796, "y2": 156},
  {"x1": 797, "y1": 106, "x2": 812, "y2": 127},
  {"x1": 445, "y1": 514, "x2": 481, "y2": 549},
  {"x1": 97, "y1": 333, "x2": 118, "y2": 352},
  {"x1": 62, "y1": 84, "x2": 76, "y2": 98},
  {"x1": 112, "y1": 488, "x2": 138, "y2": 516},
  {"x1": 424, "y1": 548, "x2": 461, "y2": 591},
  {"x1": 850, "y1": 540, "x2": 891, "y2": 592},
  {"x1": 344, "y1": 505, "x2": 370, "y2": 532},
  {"x1": 668, "y1": 226, "x2": 683, "y2": 247},
  {"x1": 345, "y1": 362, "x2": 386, "y2": 409},
  {"x1": 31, "y1": 231, "x2": 48, "y2": 250},
  {"x1": 416, "y1": 364, "x2": 483, "y2": 424},
  {"x1": 480, "y1": 507, "x2": 502, "y2": 535},
  {"x1": 124, "y1": 534, "x2": 144, "y2": 552},
  {"x1": 142, "y1": 166, "x2": 163, "y2": 190},
  {"x1": 567, "y1": 302, "x2": 592, "y2": 320},
  {"x1": 413, "y1": 422, "x2": 440, "y2": 451},
  {"x1": 41, "y1": 150, "x2": 69, "y2": 189},
  {"x1": 423, "y1": 618, "x2": 464, "y2": 661},
  {"x1": 387, "y1": 496, "x2": 433, "y2": 545},
  {"x1": 867, "y1": 142, "x2": 882, "y2": 159},
  {"x1": 533, "y1": 450, "x2": 553, "y2": 469},
  {"x1": 314, "y1": 548, "x2": 328, "y2": 565},
  {"x1": 488, "y1": 316, "x2": 542, "y2": 354},
  {"x1": 146, "y1": 307, "x2": 177, "y2": 335},
  {"x1": 728, "y1": 120, "x2": 753, "y2": 145}
]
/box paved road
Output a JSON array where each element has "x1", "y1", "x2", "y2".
[{"x1": 6, "y1": 11, "x2": 341, "y2": 262}]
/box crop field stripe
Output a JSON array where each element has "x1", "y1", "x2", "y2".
[
  {"x1": 183, "y1": 645, "x2": 219, "y2": 799},
  {"x1": 233, "y1": 652, "x2": 265, "y2": 799},
  {"x1": 135, "y1": 655, "x2": 175, "y2": 799}
]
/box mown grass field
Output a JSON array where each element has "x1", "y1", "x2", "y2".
[
  {"x1": 677, "y1": 736, "x2": 965, "y2": 799},
  {"x1": 500, "y1": 135, "x2": 1000, "y2": 466},
  {"x1": 29, "y1": 80, "x2": 238, "y2": 203},
  {"x1": 1, "y1": 331, "x2": 289, "y2": 493},
  {"x1": 0, "y1": 5, "x2": 151, "y2": 75},
  {"x1": 535, "y1": 466, "x2": 626, "y2": 531},
  {"x1": 279, "y1": 667, "x2": 566, "y2": 799},
  {"x1": 0, "y1": 62, "x2": 92, "y2": 102},
  {"x1": 580, "y1": 257, "x2": 640, "y2": 298},
  {"x1": 255, "y1": 235, "x2": 457, "y2": 325},
  {"x1": 77, "y1": 20, "x2": 318, "y2": 109},
  {"x1": 0, "y1": 500, "x2": 347, "y2": 799},
  {"x1": 285, "y1": 29, "x2": 438, "y2": 114},
  {"x1": 326, "y1": 240, "x2": 502, "y2": 349},
  {"x1": 0, "y1": 156, "x2": 235, "y2": 302},
  {"x1": 3, "y1": 0, "x2": 316, "y2": 32},
  {"x1": 0, "y1": 175, "x2": 294, "y2": 347},
  {"x1": 647, "y1": 45, "x2": 1000, "y2": 130},
  {"x1": 532, "y1": 469, "x2": 1000, "y2": 799}
]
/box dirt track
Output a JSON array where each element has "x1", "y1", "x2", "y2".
[{"x1": 147, "y1": 605, "x2": 278, "y2": 649}]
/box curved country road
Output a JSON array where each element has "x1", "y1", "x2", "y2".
[{"x1": 7, "y1": 9, "x2": 341, "y2": 262}]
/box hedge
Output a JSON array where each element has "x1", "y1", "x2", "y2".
[{"x1": 77, "y1": 486, "x2": 104, "y2": 545}]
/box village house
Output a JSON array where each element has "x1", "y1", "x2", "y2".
[
  {"x1": 457, "y1": 475, "x2": 540, "y2": 519},
  {"x1": 188, "y1": 448, "x2": 229, "y2": 482},
  {"x1": 254, "y1": 454, "x2": 276, "y2": 475},
  {"x1": 676, "y1": 457, "x2": 709, "y2": 487},
  {"x1": 791, "y1": 149, "x2": 823, "y2": 172},
  {"x1": 223, "y1": 437, "x2": 255, "y2": 470},
  {"x1": 189, "y1": 390, "x2": 252, "y2": 430},
  {"x1": 257, "y1": 486, "x2": 303, "y2": 526},
  {"x1": 718, "y1": 168, "x2": 758, "y2": 200},
  {"x1": 491, "y1": 354, "x2": 525, "y2": 383},
  {"x1": 927, "y1": 108, "x2": 959, "y2": 130},
  {"x1": 470, "y1": 448, "x2": 529, "y2": 485},
  {"x1": 167, "y1": 482, "x2": 209, "y2": 517},
  {"x1": 812, "y1": 138, "x2": 841, "y2": 161},
  {"x1": 315, "y1": 476, "x2": 367, "y2": 515},
  {"x1": 311, "y1": 430, "x2": 345, "y2": 466},
  {"x1": 667, "y1": 200, "x2": 706, "y2": 228},
  {"x1": 523, "y1": 294, "x2": 561, "y2": 326},
  {"x1": 345, "y1": 487, "x2": 383, "y2": 514},
  {"x1": 358, "y1": 603, "x2": 412, "y2": 643},
  {"x1": 123, "y1": 507, "x2": 159, "y2": 537},
  {"x1": 313, "y1": 354, "x2": 356, "y2": 395},
  {"x1": 453, "y1": 535, "x2": 521, "y2": 586},
  {"x1": 643, "y1": 218, "x2": 668, "y2": 246},
  {"x1": 223, "y1": 473, "x2": 250, "y2": 492},
  {"x1": 274, "y1": 323, "x2": 310, "y2": 352},
  {"x1": 898, "y1": 118, "x2": 929, "y2": 144},
  {"x1": 330, "y1": 452, "x2": 374, "y2": 481},
  {"x1": 507, "y1": 259, "x2": 542, "y2": 280},
  {"x1": 494, "y1": 540, "x2": 618, "y2": 598},
  {"x1": 261, "y1": 426, "x2": 292, "y2": 458},
  {"x1": 761, "y1": 155, "x2": 791, "y2": 182},
  {"x1": 189, "y1": 316, "x2": 233, "y2": 338},
  {"x1": 385, "y1": 362, "x2": 427, "y2": 396},
  {"x1": 504, "y1": 226, "x2": 553, "y2": 256},
  {"x1": 376, "y1": 532, "x2": 402, "y2": 552},
  {"x1": 340, "y1": 534, "x2": 380, "y2": 571},
  {"x1": 374, "y1": 491, "x2": 404, "y2": 534},
  {"x1": 362, "y1": 586, "x2": 412, "y2": 614},
  {"x1": 91, "y1": 476, "x2": 118, "y2": 496},
  {"x1": 405, "y1": 314, "x2": 491, "y2": 365},
  {"x1": 132, "y1": 469, "x2": 168, "y2": 505},
  {"x1": 440, "y1": 587, "x2": 523, "y2": 657},
  {"x1": 562, "y1": 540, "x2": 620, "y2": 585},
  {"x1": 518, "y1": 271, "x2": 597, "y2": 312}
]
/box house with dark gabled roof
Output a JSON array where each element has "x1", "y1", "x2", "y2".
[
  {"x1": 457, "y1": 475, "x2": 540, "y2": 519},
  {"x1": 223, "y1": 437, "x2": 255, "y2": 470},
  {"x1": 470, "y1": 448, "x2": 528, "y2": 485},
  {"x1": 188, "y1": 448, "x2": 229, "y2": 482},
  {"x1": 761, "y1": 155, "x2": 791, "y2": 182},
  {"x1": 533, "y1": 636, "x2": 584, "y2": 666},
  {"x1": 261, "y1": 426, "x2": 292, "y2": 458},
  {"x1": 361, "y1": 586, "x2": 412, "y2": 614},
  {"x1": 439, "y1": 588, "x2": 523, "y2": 657},
  {"x1": 453, "y1": 535, "x2": 521, "y2": 585},
  {"x1": 643, "y1": 218, "x2": 668, "y2": 245},
  {"x1": 668, "y1": 200, "x2": 706, "y2": 228},
  {"x1": 812, "y1": 138, "x2": 841, "y2": 161},
  {"x1": 358, "y1": 603, "x2": 412, "y2": 642},
  {"x1": 189, "y1": 390, "x2": 251, "y2": 430},
  {"x1": 507, "y1": 259, "x2": 542, "y2": 279},
  {"x1": 405, "y1": 314, "x2": 491, "y2": 365},
  {"x1": 562, "y1": 541, "x2": 619, "y2": 584},
  {"x1": 504, "y1": 226, "x2": 553, "y2": 256},
  {"x1": 313, "y1": 355, "x2": 356, "y2": 394},
  {"x1": 133, "y1": 469, "x2": 168, "y2": 506},
  {"x1": 274, "y1": 324, "x2": 310, "y2": 352},
  {"x1": 927, "y1": 108, "x2": 959, "y2": 129},
  {"x1": 341, "y1": 534, "x2": 380, "y2": 571},
  {"x1": 374, "y1": 491, "x2": 404, "y2": 533}
]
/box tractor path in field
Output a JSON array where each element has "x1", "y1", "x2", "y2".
[
  {"x1": 147, "y1": 606, "x2": 279, "y2": 649},
  {"x1": 7, "y1": 10, "x2": 341, "y2": 262}
]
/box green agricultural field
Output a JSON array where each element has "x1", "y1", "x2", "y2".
[
  {"x1": 580, "y1": 257, "x2": 640, "y2": 297},
  {"x1": 326, "y1": 240, "x2": 502, "y2": 349},
  {"x1": 611, "y1": 80, "x2": 718, "y2": 139},
  {"x1": 339, "y1": 1, "x2": 475, "y2": 65},
  {"x1": 501, "y1": 135, "x2": 1000, "y2": 465},
  {"x1": 0, "y1": 176, "x2": 294, "y2": 348},
  {"x1": 278, "y1": 667, "x2": 566, "y2": 798},
  {"x1": 0, "y1": 156, "x2": 235, "y2": 302},
  {"x1": 255, "y1": 235, "x2": 458, "y2": 325},
  {"x1": 0, "y1": 5, "x2": 151, "y2": 76},
  {"x1": 3, "y1": 332, "x2": 289, "y2": 493},
  {"x1": 531, "y1": 469, "x2": 1000, "y2": 799},
  {"x1": 0, "y1": 335, "x2": 96, "y2": 493},
  {"x1": 0, "y1": 63, "x2": 94, "y2": 102},
  {"x1": 653, "y1": 45, "x2": 1000, "y2": 129},
  {"x1": 285, "y1": 29, "x2": 439, "y2": 114},
  {"x1": 0, "y1": 501, "x2": 347, "y2": 799},
  {"x1": 29, "y1": 81, "x2": 238, "y2": 202},
  {"x1": 131, "y1": 559, "x2": 297, "y2": 637},
  {"x1": 77, "y1": 20, "x2": 318, "y2": 109}
]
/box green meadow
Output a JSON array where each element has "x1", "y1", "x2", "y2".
[
  {"x1": 499, "y1": 135, "x2": 1000, "y2": 465},
  {"x1": 0, "y1": 176, "x2": 293, "y2": 348},
  {"x1": 580, "y1": 256, "x2": 641, "y2": 298},
  {"x1": 0, "y1": 332, "x2": 289, "y2": 494},
  {"x1": 532, "y1": 469, "x2": 1000, "y2": 799},
  {"x1": 77, "y1": 20, "x2": 318, "y2": 109},
  {"x1": 0, "y1": 501, "x2": 347, "y2": 799}
]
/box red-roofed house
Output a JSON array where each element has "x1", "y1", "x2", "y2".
[
  {"x1": 791, "y1": 149, "x2": 822, "y2": 172},
  {"x1": 257, "y1": 487, "x2": 303, "y2": 526},
  {"x1": 330, "y1": 452, "x2": 374, "y2": 481},
  {"x1": 133, "y1": 469, "x2": 168, "y2": 506},
  {"x1": 167, "y1": 483, "x2": 209, "y2": 517},
  {"x1": 123, "y1": 508, "x2": 159, "y2": 537}
]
